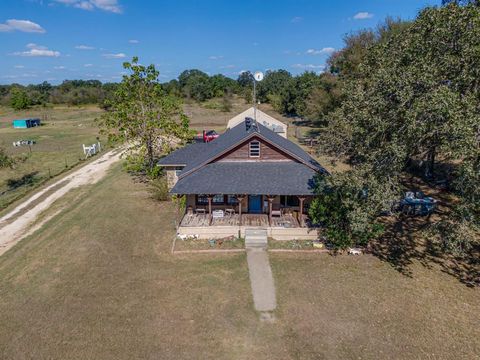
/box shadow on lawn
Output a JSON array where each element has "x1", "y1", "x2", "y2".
[
  {"x1": 6, "y1": 172, "x2": 42, "y2": 190},
  {"x1": 370, "y1": 190, "x2": 479, "y2": 288}
]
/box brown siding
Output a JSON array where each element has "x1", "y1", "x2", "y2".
[{"x1": 216, "y1": 136, "x2": 297, "y2": 162}]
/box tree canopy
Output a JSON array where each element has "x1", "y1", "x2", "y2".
[
  {"x1": 100, "y1": 57, "x2": 192, "y2": 173},
  {"x1": 312, "y1": 2, "x2": 480, "y2": 251}
]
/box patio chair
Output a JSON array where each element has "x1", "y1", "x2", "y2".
[
  {"x1": 225, "y1": 208, "x2": 235, "y2": 216},
  {"x1": 195, "y1": 208, "x2": 206, "y2": 215},
  {"x1": 271, "y1": 204, "x2": 282, "y2": 217}
]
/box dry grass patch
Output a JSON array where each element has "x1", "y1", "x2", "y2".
[
  {"x1": 271, "y1": 253, "x2": 480, "y2": 359},
  {"x1": 0, "y1": 165, "x2": 284, "y2": 360},
  {"x1": 0, "y1": 105, "x2": 105, "y2": 209}
]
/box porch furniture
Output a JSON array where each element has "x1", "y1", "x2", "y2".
[
  {"x1": 225, "y1": 208, "x2": 235, "y2": 216},
  {"x1": 400, "y1": 193, "x2": 437, "y2": 216},
  {"x1": 212, "y1": 210, "x2": 224, "y2": 218},
  {"x1": 271, "y1": 204, "x2": 282, "y2": 217},
  {"x1": 271, "y1": 209, "x2": 282, "y2": 217},
  {"x1": 195, "y1": 208, "x2": 206, "y2": 215}
]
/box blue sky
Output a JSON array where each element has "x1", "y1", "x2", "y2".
[{"x1": 0, "y1": 0, "x2": 438, "y2": 85}]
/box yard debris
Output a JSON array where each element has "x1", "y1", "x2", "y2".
[
  {"x1": 13, "y1": 140, "x2": 36, "y2": 147},
  {"x1": 177, "y1": 233, "x2": 199, "y2": 241},
  {"x1": 313, "y1": 241, "x2": 324, "y2": 249},
  {"x1": 348, "y1": 247, "x2": 363, "y2": 255}
]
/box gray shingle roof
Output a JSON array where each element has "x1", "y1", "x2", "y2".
[
  {"x1": 171, "y1": 162, "x2": 320, "y2": 195},
  {"x1": 166, "y1": 120, "x2": 327, "y2": 177},
  {"x1": 157, "y1": 142, "x2": 208, "y2": 166}
]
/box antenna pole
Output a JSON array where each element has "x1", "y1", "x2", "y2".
[{"x1": 253, "y1": 78, "x2": 257, "y2": 123}]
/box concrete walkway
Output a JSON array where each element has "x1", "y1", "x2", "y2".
[{"x1": 246, "y1": 249, "x2": 277, "y2": 312}]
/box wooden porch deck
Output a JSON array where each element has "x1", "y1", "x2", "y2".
[{"x1": 180, "y1": 213, "x2": 306, "y2": 228}]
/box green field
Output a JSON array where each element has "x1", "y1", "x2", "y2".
[
  {"x1": 0, "y1": 105, "x2": 104, "y2": 209},
  {"x1": 0, "y1": 164, "x2": 478, "y2": 359}
]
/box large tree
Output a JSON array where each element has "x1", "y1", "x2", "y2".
[
  {"x1": 314, "y1": 3, "x2": 480, "y2": 252},
  {"x1": 100, "y1": 57, "x2": 191, "y2": 172},
  {"x1": 10, "y1": 87, "x2": 30, "y2": 110}
]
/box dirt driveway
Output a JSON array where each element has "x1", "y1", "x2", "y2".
[{"x1": 0, "y1": 149, "x2": 123, "y2": 256}]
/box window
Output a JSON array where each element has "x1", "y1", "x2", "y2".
[
  {"x1": 249, "y1": 141, "x2": 260, "y2": 157},
  {"x1": 196, "y1": 194, "x2": 225, "y2": 205},
  {"x1": 280, "y1": 196, "x2": 299, "y2": 207},
  {"x1": 212, "y1": 194, "x2": 224, "y2": 204},
  {"x1": 197, "y1": 195, "x2": 208, "y2": 205},
  {"x1": 227, "y1": 195, "x2": 238, "y2": 205}
]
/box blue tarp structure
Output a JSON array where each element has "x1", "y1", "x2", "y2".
[{"x1": 12, "y1": 118, "x2": 41, "y2": 129}]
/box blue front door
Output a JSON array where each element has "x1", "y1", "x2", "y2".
[{"x1": 248, "y1": 195, "x2": 262, "y2": 213}]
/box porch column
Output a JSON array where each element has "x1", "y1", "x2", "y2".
[
  {"x1": 297, "y1": 196, "x2": 305, "y2": 227},
  {"x1": 237, "y1": 195, "x2": 245, "y2": 226},
  {"x1": 267, "y1": 196, "x2": 275, "y2": 227},
  {"x1": 207, "y1": 195, "x2": 213, "y2": 225}
]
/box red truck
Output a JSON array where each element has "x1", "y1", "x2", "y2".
[{"x1": 199, "y1": 129, "x2": 219, "y2": 143}]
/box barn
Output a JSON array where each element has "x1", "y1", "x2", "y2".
[{"x1": 226, "y1": 107, "x2": 288, "y2": 138}]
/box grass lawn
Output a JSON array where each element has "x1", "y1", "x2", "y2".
[
  {"x1": 0, "y1": 163, "x2": 478, "y2": 359},
  {"x1": 0, "y1": 105, "x2": 104, "y2": 209}
]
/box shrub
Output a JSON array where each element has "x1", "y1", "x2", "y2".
[
  {"x1": 149, "y1": 177, "x2": 169, "y2": 201},
  {"x1": 309, "y1": 168, "x2": 396, "y2": 249}
]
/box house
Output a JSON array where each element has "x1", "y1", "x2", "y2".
[
  {"x1": 227, "y1": 107, "x2": 288, "y2": 138},
  {"x1": 158, "y1": 118, "x2": 327, "y2": 240},
  {"x1": 12, "y1": 118, "x2": 41, "y2": 129}
]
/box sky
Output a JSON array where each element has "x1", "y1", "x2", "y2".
[{"x1": 0, "y1": 0, "x2": 439, "y2": 85}]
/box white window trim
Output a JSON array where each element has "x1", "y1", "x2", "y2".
[{"x1": 249, "y1": 141, "x2": 260, "y2": 158}]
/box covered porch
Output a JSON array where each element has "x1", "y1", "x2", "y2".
[
  {"x1": 183, "y1": 194, "x2": 313, "y2": 228},
  {"x1": 180, "y1": 212, "x2": 310, "y2": 228},
  {"x1": 177, "y1": 194, "x2": 319, "y2": 240}
]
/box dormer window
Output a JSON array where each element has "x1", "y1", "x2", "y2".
[{"x1": 249, "y1": 141, "x2": 260, "y2": 157}]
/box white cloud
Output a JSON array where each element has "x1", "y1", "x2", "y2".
[
  {"x1": 75, "y1": 1, "x2": 94, "y2": 10},
  {"x1": 12, "y1": 44, "x2": 60, "y2": 57},
  {"x1": 54, "y1": 66, "x2": 66, "y2": 70},
  {"x1": 53, "y1": 0, "x2": 122, "y2": 13},
  {"x1": 0, "y1": 19, "x2": 45, "y2": 33},
  {"x1": 14, "y1": 65, "x2": 25, "y2": 69},
  {"x1": 353, "y1": 12, "x2": 374, "y2": 20},
  {"x1": 102, "y1": 52, "x2": 126, "y2": 58},
  {"x1": 27, "y1": 43, "x2": 47, "y2": 49},
  {"x1": 291, "y1": 16, "x2": 303, "y2": 23},
  {"x1": 128, "y1": 39, "x2": 139, "y2": 44},
  {"x1": 291, "y1": 63, "x2": 325, "y2": 70},
  {"x1": 75, "y1": 45, "x2": 95, "y2": 50},
  {"x1": 220, "y1": 65, "x2": 236, "y2": 69},
  {"x1": 84, "y1": 63, "x2": 93, "y2": 67},
  {"x1": 208, "y1": 55, "x2": 223, "y2": 60},
  {"x1": 306, "y1": 47, "x2": 335, "y2": 55}
]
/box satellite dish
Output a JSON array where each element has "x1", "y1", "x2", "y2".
[{"x1": 254, "y1": 71, "x2": 264, "y2": 81}]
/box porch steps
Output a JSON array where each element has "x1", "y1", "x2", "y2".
[{"x1": 245, "y1": 229, "x2": 268, "y2": 250}]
